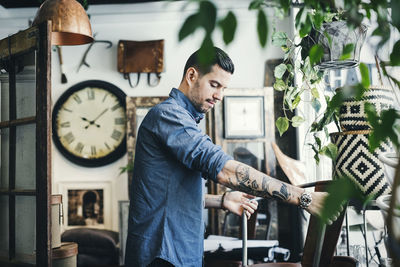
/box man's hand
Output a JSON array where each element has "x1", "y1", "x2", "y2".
[
  {"x1": 306, "y1": 191, "x2": 343, "y2": 225},
  {"x1": 222, "y1": 191, "x2": 258, "y2": 219}
]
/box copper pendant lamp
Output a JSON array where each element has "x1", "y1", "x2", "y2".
[{"x1": 32, "y1": 0, "x2": 93, "y2": 45}]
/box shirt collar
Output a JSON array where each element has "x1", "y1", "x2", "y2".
[{"x1": 169, "y1": 88, "x2": 205, "y2": 124}]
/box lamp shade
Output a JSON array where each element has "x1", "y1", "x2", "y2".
[{"x1": 32, "y1": 0, "x2": 93, "y2": 45}]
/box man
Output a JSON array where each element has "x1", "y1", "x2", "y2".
[{"x1": 125, "y1": 47, "x2": 329, "y2": 267}]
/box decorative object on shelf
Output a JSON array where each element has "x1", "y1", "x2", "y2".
[
  {"x1": 306, "y1": 21, "x2": 368, "y2": 70},
  {"x1": 331, "y1": 130, "x2": 392, "y2": 198},
  {"x1": 32, "y1": 0, "x2": 93, "y2": 45},
  {"x1": 223, "y1": 95, "x2": 265, "y2": 139},
  {"x1": 52, "y1": 80, "x2": 127, "y2": 167},
  {"x1": 117, "y1": 39, "x2": 164, "y2": 88},
  {"x1": 77, "y1": 36, "x2": 113, "y2": 72},
  {"x1": 338, "y1": 86, "x2": 395, "y2": 131}
]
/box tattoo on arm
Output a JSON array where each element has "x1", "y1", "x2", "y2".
[
  {"x1": 272, "y1": 183, "x2": 290, "y2": 201},
  {"x1": 227, "y1": 163, "x2": 290, "y2": 201}
]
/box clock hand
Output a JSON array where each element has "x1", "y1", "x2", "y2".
[
  {"x1": 92, "y1": 108, "x2": 109, "y2": 123},
  {"x1": 81, "y1": 116, "x2": 90, "y2": 122},
  {"x1": 84, "y1": 121, "x2": 101, "y2": 129}
]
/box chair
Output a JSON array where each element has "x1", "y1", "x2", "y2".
[
  {"x1": 61, "y1": 228, "x2": 119, "y2": 267},
  {"x1": 246, "y1": 180, "x2": 358, "y2": 267}
]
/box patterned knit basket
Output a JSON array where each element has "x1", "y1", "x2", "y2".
[
  {"x1": 331, "y1": 130, "x2": 392, "y2": 198},
  {"x1": 338, "y1": 86, "x2": 395, "y2": 131}
]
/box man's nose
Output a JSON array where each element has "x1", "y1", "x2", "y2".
[{"x1": 213, "y1": 90, "x2": 223, "y2": 101}]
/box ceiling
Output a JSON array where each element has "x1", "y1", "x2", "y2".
[{"x1": 0, "y1": 0, "x2": 161, "y2": 8}]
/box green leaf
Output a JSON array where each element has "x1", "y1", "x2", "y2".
[
  {"x1": 274, "y1": 64, "x2": 287, "y2": 79},
  {"x1": 299, "y1": 14, "x2": 312, "y2": 38},
  {"x1": 291, "y1": 116, "x2": 305, "y2": 127},
  {"x1": 295, "y1": 7, "x2": 305, "y2": 29},
  {"x1": 292, "y1": 95, "x2": 301, "y2": 109},
  {"x1": 391, "y1": 0, "x2": 400, "y2": 29},
  {"x1": 312, "y1": 98, "x2": 321, "y2": 113},
  {"x1": 359, "y1": 63, "x2": 370, "y2": 88},
  {"x1": 219, "y1": 11, "x2": 237, "y2": 45},
  {"x1": 390, "y1": 40, "x2": 400, "y2": 66},
  {"x1": 340, "y1": 43, "x2": 354, "y2": 60},
  {"x1": 179, "y1": 14, "x2": 200, "y2": 41},
  {"x1": 276, "y1": 117, "x2": 289, "y2": 136},
  {"x1": 198, "y1": 35, "x2": 215, "y2": 66},
  {"x1": 257, "y1": 9, "x2": 268, "y2": 47},
  {"x1": 311, "y1": 87, "x2": 319, "y2": 99},
  {"x1": 321, "y1": 143, "x2": 338, "y2": 161},
  {"x1": 199, "y1": 1, "x2": 217, "y2": 34},
  {"x1": 309, "y1": 44, "x2": 324, "y2": 65},
  {"x1": 271, "y1": 31, "x2": 288, "y2": 47},
  {"x1": 273, "y1": 79, "x2": 286, "y2": 91},
  {"x1": 313, "y1": 11, "x2": 323, "y2": 30},
  {"x1": 248, "y1": 0, "x2": 264, "y2": 10},
  {"x1": 320, "y1": 178, "x2": 365, "y2": 225}
]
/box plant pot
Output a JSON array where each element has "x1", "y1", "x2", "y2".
[
  {"x1": 337, "y1": 86, "x2": 395, "y2": 131},
  {"x1": 308, "y1": 21, "x2": 367, "y2": 70},
  {"x1": 331, "y1": 130, "x2": 392, "y2": 198},
  {"x1": 378, "y1": 152, "x2": 399, "y2": 187}
]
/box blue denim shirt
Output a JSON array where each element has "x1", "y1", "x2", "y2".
[{"x1": 125, "y1": 88, "x2": 232, "y2": 267}]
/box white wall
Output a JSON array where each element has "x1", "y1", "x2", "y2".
[{"x1": 0, "y1": 0, "x2": 290, "y2": 231}]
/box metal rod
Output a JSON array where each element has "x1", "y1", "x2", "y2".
[{"x1": 242, "y1": 213, "x2": 247, "y2": 267}]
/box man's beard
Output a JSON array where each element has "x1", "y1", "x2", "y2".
[{"x1": 189, "y1": 81, "x2": 209, "y2": 113}]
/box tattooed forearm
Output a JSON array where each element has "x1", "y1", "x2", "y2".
[
  {"x1": 227, "y1": 163, "x2": 290, "y2": 200},
  {"x1": 272, "y1": 183, "x2": 290, "y2": 201},
  {"x1": 218, "y1": 160, "x2": 301, "y2": 205}
]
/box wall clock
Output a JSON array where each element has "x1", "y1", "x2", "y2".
[{"x1": 52, "y1": 80, "x2": 127, "y2": 167}]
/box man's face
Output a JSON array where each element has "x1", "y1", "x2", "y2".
[{"x1": 187, "y1": 65, "x2": 232, "y2": 113}]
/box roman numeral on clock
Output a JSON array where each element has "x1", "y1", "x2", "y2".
[
  {"x1": 60, "y1": 121, "x2": 70, "y2": 128},
  {"x1": 111, "y1": 129, "x2": 122, "y2": 141},
  {"x1": 73, "y1": 94, "x2": 82, "y2": 104},
  {"x1": 87, "y1": 88, "x2": 95, "y2": 100},
  {"x1": 63, "y1": 132, "x2": 75, "y2": 144},
  {"x1": 111, "y1": 103, "x2": 120, "y2": 111},
  {"x1": 115, "y1": 118, "x2": 125, "y2": 125},
  {"x1": 91, "y1": 146, "x2": 97, "y2": 156},
  {"x1": 75, "y1": 142, "x2": 84, "y2": 153}
]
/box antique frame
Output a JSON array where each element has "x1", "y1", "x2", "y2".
[
  {"x1": 223, "y1": 95, "x2": 265, "y2": 139},
  {"x1": 58, "y1": 181, "x2": 111, "y2": 230}
]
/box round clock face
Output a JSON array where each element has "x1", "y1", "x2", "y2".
[{"x1": 53, "y1": 80, "x2": 127, "y2": 167}]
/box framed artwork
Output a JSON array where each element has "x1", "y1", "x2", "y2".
[
  {"x1": 224, "y1": 96, "x2": 265, "y2": 139},
  {"x1": 58, "y1": 182, "x2": 111, "y2": 230}
]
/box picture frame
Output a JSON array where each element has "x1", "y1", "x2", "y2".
[
  {"x1": 58, "y1": 182, "x2": 111, "y2": 230},
  {"x1": 223, "y1": 96, "x2": 265, "y2": 139}
]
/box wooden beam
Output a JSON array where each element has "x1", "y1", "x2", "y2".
[
  {"x1": 35, "y1": 21, "x2": 52, "y2": 267},
  {"x1": 0, "y1": 26, "x2": 38, "y2": 61},
  {"x1": 0, "y1": 190, "x2": 36, "y2": 196},
  {"x1": 0, "y1": 116, "x2": 36, "y2": 129}
]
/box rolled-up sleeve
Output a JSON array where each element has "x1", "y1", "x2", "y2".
[{"x1": 153, "y1": 106, "x2": 232, "y2": 182}]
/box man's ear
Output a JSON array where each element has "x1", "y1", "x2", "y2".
[{"x1": 185, "y1": 67, "x2": 198, "y2": 85}]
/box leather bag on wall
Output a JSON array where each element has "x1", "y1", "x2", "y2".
[{"x1": 117, "y1": 39, "x2": 164, "y2": 87}]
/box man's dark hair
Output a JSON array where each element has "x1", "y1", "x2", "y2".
[{"x1": 182, "y1": 47, "x2": 234, "y2": 79}]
